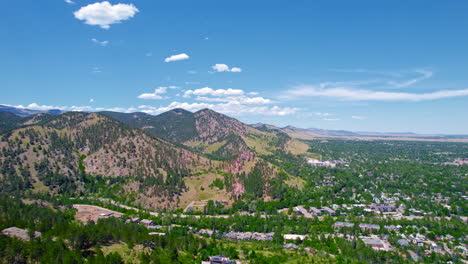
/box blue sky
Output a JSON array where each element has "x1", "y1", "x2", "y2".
[{"x1": 1, "y1": 0, "x2": 467, "y2": 134}]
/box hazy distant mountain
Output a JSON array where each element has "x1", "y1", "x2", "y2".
[
  {"x1": 279, "y1": 125, "x2": 468, "y2": 141},
  {"x1": 0, "y1": 105, "x2": 64, "y2": 117}
]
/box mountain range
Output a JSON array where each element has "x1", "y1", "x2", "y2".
[
  {"x1": 1, "y1": 104, "x2": 466, "y2": 210},
  {"x1": 0, "y1": 106, "x2": 309, "y2": 210}
]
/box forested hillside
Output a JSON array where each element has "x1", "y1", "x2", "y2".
[
  {"x1": 0, "y1": 110, "x2": 307, "y2": 210},
  {"x1": 0, "y1": 112, "x2": 217, "y2": 209}
]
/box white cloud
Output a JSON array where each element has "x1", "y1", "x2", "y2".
[
  {"x1": 92, "y1": 67, "x2": 102, "y2": 73},
  {"x1": 137, "y1": 102, "x2": 297, "y2": 116},
  {"x1": 212, "y1": 64, "x2": 230, "y2": 72},
  {"x1": 315, "y1": 112, "x2": 331, "y2": 116},
  {"x1": 211, "y1": 64, "x2": 242, "y2": 73},
  {"x1": 388, "y1": 69, "x2": 433, "y2": 88},
  {"x1": 64, "y1": 0, "x2": 75, "y2": 4},
  {"x1": 74, "y1": 1, "x2": 139, "y2": 29},
  {"x1": 26, "y1": 103, "x2": 60, "y2": 111},
  {"x1": 7, "y1": 98, "x2": 296, "y2": 117},
  {"x1": 164, "y1": 53, "x2": 189, "y2": 62},
  {"x1": 137, "y1": 86, "x2": 178, "y2": 100},
  {"x1": 195, "y1": 96, "x2": 271, "y2": 105},
  {"x1": 323, "y1": 118, "x2": 340, "y2": 121},
  {"x1": 89, "y1": 98, "x2": 95, "y2": 103},
  {"x1": 242, "y1": 97, "x2": 271, "y2": 104},
  {"x1": 351, "y1": 115, "x2": 367, "y2": 120},
  {"x1": 287, "y1": 85, "x2": 468, "y2": 102},
  {"x1": 10, "y1": 103, "x2": 139, "y2": 113},
  {"x1": 91, "y1": 38, "x2": 109, "y2": 46},
  {"x1": 184, "y1": 87, "x2": 244, "y2": 98}
]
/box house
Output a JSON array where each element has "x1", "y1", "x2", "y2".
[
  {"x1": 294, "y1": 206, "x2": 313, "y2": 218},
  {"x1": 334, "y1": 222, "x2": 355, "y2": 228},
  {"x1": 384, "y1": 225, "x2": 402, "y2": 232},
  {"x1": 309, "y1": 207, "x2": 322, "y2": 216},
  {"x1": 125, "y1": 217, "x2": 140, "y2": 223},
  {"x1": 321, "y1": 207, "x2": 336, "y2": 216},
  {"x1": 397, "y1": 239, "x2": 409, "y2": 247},
  {"x1": 283, "y1": 243, "x2": 299, "y2": 250},
  {"x1": 359, "y1": 223, "x2": 380, "y2": 231},
  {"x1": 370, "y1": 204, "x2": 397, "y2": 212},
  {"x1": 361, "y1": 237, "x2": 385, "y2": 249},
  {"x1": 208, "y1": 255, "x2": 235, "y2": 264},
  {"x1": 140, "y1": 219, "x2": 154, "y2": 226}
]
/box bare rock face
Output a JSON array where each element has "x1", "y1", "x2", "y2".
[
  {"x1": 230, "y1": 151, "x2": 255, "y2": 174},
  {"x1": 194, "y1": 108, "x2": 248, "y2": 143}
]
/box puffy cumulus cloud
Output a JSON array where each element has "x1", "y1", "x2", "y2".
[
  {"x1": 183, "y1": 87, "x2": 244, "y2": 98},
  {"x1": 91, "y1": 38, "x2": 109, "y2": 46},
  {"x1": 195, "y1": 96, "x2": 271, "y2": 105},
  {"x1": 8, "y1": 98, "x2": 296, "y2": 117},
  {"x1": 212, "y1": 64, "x2": 229, "y2": 72},
  {"x1": 74, "y1": 1, "x2": 139, "y2": 29},
  {"x1": 242, "y1": 97, "x2": 271, "y2": 104},
  {"x1": 14, "y1": 103, "x2": 95, "y2": 112},
  {"x1": 136, "y1": 86, "x2": 295, "y2": 116},
  {"x1": 26, "y1": 103, "x2": 62, "y2": 111},
  {"x1": 140, "y1": 102, "x2": 212, "y2": 114},
  {"x1": 137, "y1": 86, "x2": 178, "y2": 100},
  {"x1": 136, "y1": 102, "x2": 297, "y2": 116},
  {"x1": 211, "y1": 64, "x2": 242, "y2": 73},
  {"x1": 286, "y1": 85, "x2": 468, "y2": 102},
  {"x1": 164, "y1": 53, "x2": 189, "y2": 62}
]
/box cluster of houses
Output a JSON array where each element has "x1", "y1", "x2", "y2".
[
  {"x1": 333, "y1": 222, "x2": 381, "y2": 231},
  {"x1": 332, "y1": 221, "x2": 463, "y2": 258},
  {"x1": 293, "y1": 202, "x2": 406, "y2": 218},
  {"x1": 293, "y1": 205, "x2": 337, "y2": 218},
  {"x1": 222, "y1": 231, "x2": 274, "y2": 241},
  {"x1": 368, "y1": 204, "x2": 397, "y2": 213}
]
